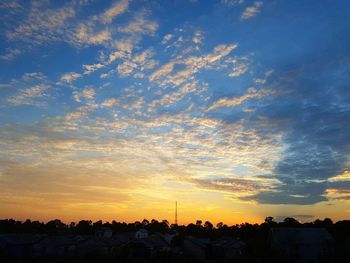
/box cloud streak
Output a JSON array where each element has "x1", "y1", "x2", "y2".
[
  {"x1": 207, "y1": 87, "x2": 274, "y2": 111},
  {"x1": 241, "y1": 1, "x2": 263, "y2": 20}
]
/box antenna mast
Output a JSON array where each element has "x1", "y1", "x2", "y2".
[{"x1": 175, "y1": 200, "x2": 178, "y2": 225}]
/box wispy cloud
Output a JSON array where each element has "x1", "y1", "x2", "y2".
[
  {"x1": 73, "y1": 25, "x2": 111, "y2": 45},
  {"x1": 2, "y1": 0, "x2": 130, "y2": 55},
  {"x1": 117, "y1": 49, "x2": 158, "y2": 78},
  {"x1": 6, "y1": 2, "x2": 76, "y2": 45},
  {"x1": 241, "y1": 1, "x2": 263, "y2": 20},
  {"x1": 228, "y1": 58, "x2": 249, "y2": 77},
  {"x1": 7, "y1": 84, "x2": 49, "y2": 107},
  {"x1": 101, "y1": 98, "x2": 120, "y2": 108},
  {"x1": 0, "y1": 48, "x2": 22, "y2": 60},
  {"x1": 83, "y1": 63, "x2": 104, "y2": 75},
  {"x1": 149, "y1": 80, "x2": 207, "y2": 111},
  {"x1": 100, "y1": 0, "x2": 129, "y2": 24},
  {"x1": 161, "y1": 34, "x2": 173, "y2": 44},
  {"x1": 221, "y1": 0, "x2": 245, "y2": 7},
  {"x1": 73, "y1": 87, "x2": 96, "y2": 102},
  {"x1": 192, "y1": 31, "x2": 203, "y2": 45},
  {"x1": 60, "y1": 72, "x2": 82, "y2": 84},
  {"x1": 208, "y1": 87, "x2": 273, "y2": 111},
  {"x1": 189, "y1": 176, "x2": 274, "y2": 195},
  {"x1": 1, "y1": 72, "x2": 51, "y2": 107},
  {"x1": 118, "y1": 11, "x2": 158, "y2": 35},
  {"x1": 149, "y1": 43, "x2": 238, "y2": 87}
]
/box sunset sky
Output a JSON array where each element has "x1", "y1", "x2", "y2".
[{"x1": 0, "y1": 0, "x2": 350, "y2": 225}]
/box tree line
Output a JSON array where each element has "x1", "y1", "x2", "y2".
[{"x1": 1, "y1": 217, "x2": 350, "y2": 243}]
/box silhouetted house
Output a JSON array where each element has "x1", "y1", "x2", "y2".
[
  {"x1": 0, "y1": 234, "x2": 45, "y2": 258},
  {"x1": 110, "y1": 232, "x2": 135, "y2": 257},
  {"x1": 95, "y1": 227, "x2": 113, "y2": 238},
  {"x1": 77, "y1": 236, "x2": 115, "y2": 256},
  {"x1": 270, "y1": 228, "x2": 334, "y2": 263},
  {"x1": 127, "y1": 233, "x2": 170, "y2": 260},
  {"x1": 337, "y1": 238, "x2": 350, "y2": 261},
  {"x1": 135, "y1": 229, "x2": 149, "y2": 239},
  {"x1": 33, "y1": 235, "x2": 83, "y2": 257},
  {"x1": 184, "y1": 236, "x2": 212, "y2": 261},
  {"x1": 164, "y1": 233, "x2": 176, "y2": 244},
  {"x1": 112, "y1": 232, "x2": 134, "y2": 245},
  {"x1": 77, "y1": 232, "x2": 134, "y2": 257},
  {"x1": 212, "y1": 237, "x2": 245, "y2": 262}
]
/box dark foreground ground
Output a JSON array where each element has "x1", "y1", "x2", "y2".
[{"x1": 1, "y1": 217, "x2": 350, "y2": 262}]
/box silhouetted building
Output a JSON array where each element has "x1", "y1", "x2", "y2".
[
  {"x1": 127, "y1": 233, "x2": 170, "y2": 260},
  {"x1": 0, "y1": 234, "x2": 46, "y2": 258},
  {"x1": 33, "y1": 235, "x2": 83, "y2": 257},
  {"x1": 95, "y1": 227, "x2": 113, "y2": 238},
  {"x1": 270, "y1": 227, "x2": 334, "y2": 263},
  {"x1": 212, "y1": 237, "x2": 245, "y2": 262},
  {"x1": 135, "y1": 228, "x2": 149, "y2": 239},
  {"x1": 184, "y1": 236, "x2": 211, "y2": 261},
  {"x1": 77, "y1": 236, "x2": 115, "y2": 256}
]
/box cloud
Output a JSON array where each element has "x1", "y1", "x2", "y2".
[
  {"x1": 242, "y1": 188, "x2": 328, "y2": 205},
  {"x1": 149, "y1": 43, "x2": 238, "y2": 87},
  {"x1": 329, "y1": 171, "x2": 350, "y2": 182},
  {"x1": 208, "y1": 87, "x2": 274, "y2": 111},
  {"x1": 240, "y1": 37, "x2": 350, "y2": 205},
  {"x1": 60, "y1": 72, "x2": 82, "y2": 84},
  {"x1": 118, "y1": 11, "x2": 158, "y2": 35},
  {"x1": 100, "y1": 0, "x2": 129, "y2": 24},
  {"x1": 6, "y1": 2, "x2": 76, "y2": 45},
  {"x1": 108, "y1": 51, "x2": 126, "y2": 64},
  {"x1": 74, "y1": 24, "x2": 111, "y2": 45},
  {"x1": 7, "y1": 84, "x2": 49, "y2": 107},
  {"x1": 161, "y1": 34, "x2": 173, "y2": 44},
  {"x1": 117, "y1": 49, "x2": 158, "y2": 77},
  {"x1": 149, "y1": 80, "x2": 207, "y2": 111},
  {"x1": 1, "y1": 72, "x2": 50, "y2": 107},
  {"x1": 101, "y1": 96, "x2": 144, "y2": 112},
  {"x1": 0, "y1": 48, "x2": 22, "y2": 60},
  {"x1": 68, "y1": 0, "x2": 129, "y2": 47},
  {"x1": 0, "y1": 0, "x2": 23, "y2": 12},
  {"x1": 192, "y1": 31, "x2": 203, "y2": 45},
  {"x1": 229, "y1": 62, "x2": 249, "y2": 77},
  {"x1": 189, "y1": 177, "x2": 270, "y2": 194},
  {"x1": 83, "y1": 63, "x2": 104, "y2": 75},
  {"x1": 113, "y1": 38, "x2": 134, "y2": 54},
  {"x1": 221, "y1": 0, "x2": 245, "y2": 6},
  {"x1": 2, "y1": 0, "x2": 128, "y2": 52},
  {"x1": 101, "y1": 98, "x2": 120, "y2": 108},
  {"x1": 73, "y1": 87, "x2": 96, "y2": 102},
  {"x1": 241, "y1": 1, "x2": 263, "y2": 20}
]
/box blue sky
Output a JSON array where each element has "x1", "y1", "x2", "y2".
[{"x1": 0, "y1": 0, "x2": 350, "y2": 223}]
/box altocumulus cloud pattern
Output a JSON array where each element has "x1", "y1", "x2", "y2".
[{"x1": 0, "y1": 0, "x2": 350, "y2": 222}]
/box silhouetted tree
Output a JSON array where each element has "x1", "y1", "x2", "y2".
[
  {"x1": 265, "y1": 216, "x2": 276, "y2": 225},
  {"x1": 142, "y1": 219, "x2": 149, "y2": 226},
  {"x1": 46, "y1": 219, "x2": 66, "y2": 233},
  {"x1": 282, "y1": 217, "x2": 300, "y2": 227},
  {"x1": 216, "y1": 222, "x2": 224, "y2": 229},
  {"x1": 162, "y1": 219, "x2": 169, "y2": 228},
  {"x1": 204, "y1": 221, "x2": 213, "y2": 230},
  {"x1": 76, "y1": 220, "x2": 93, "y2": 234},
  {"x1": 93, "y1": 220, "x2": 103, "y2": 228},
  {"x1": 196, "y1": 220, "x2": 202, "y2": 227}
]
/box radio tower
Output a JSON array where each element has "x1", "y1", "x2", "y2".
[{"x1": 175, "y1": 201, "x2": 178, "y2": 225}]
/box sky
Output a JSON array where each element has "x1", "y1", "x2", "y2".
[{"x1": 0, "y1": 0, "x2": 350, "y2": 225}]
